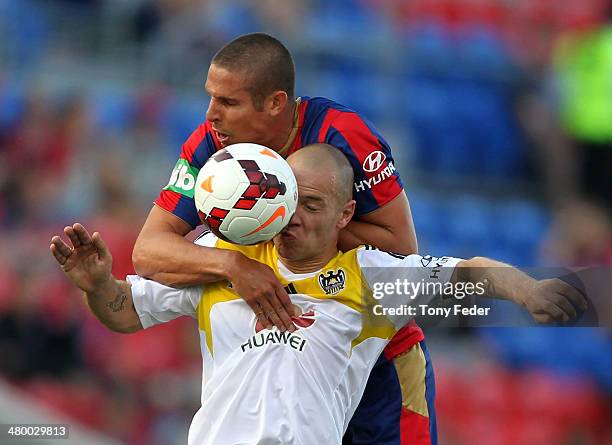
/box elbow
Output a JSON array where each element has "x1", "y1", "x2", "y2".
[
  {"x1": 132, "y1": 238, "x2": 174, "y2": 284},
  {"x1": 454, "y1": 257, "x2": 480, "y2": 283},
  {"x1": 454, "y1": 257, "x2": 492, "y2": 284},
  {"x1": 390, "y1": 232, "x2": 418, "y2": 256},
  {"x1": 403, "y1": 237, "x2": 418, "y2": 256},
  {"x1": 132, "y1": 239, "x2": 153, "y2": 278},
  {"x1": 118, "y1": 325, "x2": 142, "y2": 334},
  {"x1": 132, "y1": 246, "x2": 181, "y2": 287},
  {"x1": 462, "y1": 256, "x2": 489, "y2": 268},
  {"x1": 385, "y1": 224, "x2": 418, "y2": 255}
]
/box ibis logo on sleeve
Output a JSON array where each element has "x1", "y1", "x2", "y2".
[
  {"x1": 164, "y1": 159, "x2": 200, "y2": 198},
  {"x1": 318, "y1": 268, "x2": 346, "y2": 295}
]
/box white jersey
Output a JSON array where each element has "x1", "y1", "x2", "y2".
[{"x1": 129, "y1": 234, "x2": 461, "y2": 445}]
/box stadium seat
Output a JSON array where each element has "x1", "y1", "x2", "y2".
[
  {"x1": 403, "y1": 23, "x2": 454, "y2": 74},
  {"x1": 494, "y1": 200, "x2": 549, "y2": 263},
  {"x1": 456, "y1": 27, "x2": 513, "y2": 80},
  {"x1": 160, "y1": 96, "x2": 204, "y2": 149},
  {"x1": 448, "y1": 81, "x2": 524, "y2": 178},
  {"x1": 89, "y1": 90, "x2": 134, "y2": 132},
  {"x1": 0, "y1": 0, "x2": 49, "y2": 68},
  {"x1": 212, "y1": 3, "x2": 262, "y2": 38},
  {"x1": 403, "y1": 77, "x2": 455, "y2": 172},
  {"x1": 0, "y1": 81, "x2": 25, "y2": 129},
  {"x1": 444, "y1": 195, "x2": 495, "y2": 254},
  {"x1": 302, "y1": 1, "x2": 391, "y2": 50},
  {"x1": 479, "y1": 327, "x2": 612, "y2": 391}
]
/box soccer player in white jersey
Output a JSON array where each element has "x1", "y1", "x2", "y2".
[{"x1": 50, "y1": 144, "x2": 586, "y2": 444}]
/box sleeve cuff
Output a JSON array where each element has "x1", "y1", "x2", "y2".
[{"x1": 126, "y1": 275, "x2": 156, "y2": 329}]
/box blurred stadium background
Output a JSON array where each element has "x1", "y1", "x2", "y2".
[{"x1": 0, "y1": 0, "x2": 611, "y2": 444}]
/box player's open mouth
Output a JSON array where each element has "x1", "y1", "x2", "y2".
[
  {"x1": 280, "y1": 227, "x2": 298, "y2": 240},
  {"x1": 214, "y1": 130, "x2": 230, "y2": 145}
]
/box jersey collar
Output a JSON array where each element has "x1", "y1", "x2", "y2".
[
  {"x1": 276, "y1": 97, "x2": 302, "y2": 157},
  {"x1": 272, "y1": 246, "x2": 344, "y2": 284}
]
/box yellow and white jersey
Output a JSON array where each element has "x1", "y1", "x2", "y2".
[{"x1": 128, "y1": 233, "x2": 461, "y2": 445}]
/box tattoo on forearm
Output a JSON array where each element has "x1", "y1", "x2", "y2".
[{"x1": 106, "y1": 294, "x2": 127, "y2": 312}]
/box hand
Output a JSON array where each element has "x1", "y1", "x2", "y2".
[
  {"x1": 229, "y1": 254, "x2": 297, "y2": 332},
  {"x1": 521, "y1": 278, "x2": 588, "y2": 324},
  {"x1": 50, "y1": 223, "x2": 113, "y2": 293}
]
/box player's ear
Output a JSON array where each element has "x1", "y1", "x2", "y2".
[
  {"x1": 336, "y1": 200, "x2": 356, "y2": 230},
  {"x1": 266, "y1": 90, "x2": 288, "y2": 117}
]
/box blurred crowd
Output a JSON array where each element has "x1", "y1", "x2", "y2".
[{"x1": 0, "y1": 0, "x2": 611, "y2": 444}]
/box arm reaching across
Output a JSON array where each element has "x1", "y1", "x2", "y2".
[
  {"x1": 50, "y1": 223, "x2": 143, "y2": 333},
  {"x1": 454, "y1": 257, "x2": 588, "y2": 324},
  {"x1": 132, "y1": 206, "x2": 296, "y2": 331},
  {"x1": 359, "y1": 248, "x2": 588, "y2": 326},
  {"x1": 55, "y1": 221, "x2": 296, "y2": 333},
  {"x1": 132, "y1": 206, "x2": 238, "y2": 286}
]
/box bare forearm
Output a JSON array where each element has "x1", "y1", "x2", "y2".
[
  {"x1": 133, "y1": 231, "x2": 238, "y2": 287},
  {"x1": 338, "y1": 219, "x2": 418, "y2": 255},
  {"x1": 85, "y1": 278, "x2": 142, "y2": 333},
  {"x1": 454, "y1": 257, "x2": 587, "y2": 324},
  {"x1": 454, "y1": 257, "x2": 534, "y2": 306}
]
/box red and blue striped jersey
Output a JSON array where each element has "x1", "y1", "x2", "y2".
[{"x1": 155, "y1": 96, "x2": 404, "y2": 228}]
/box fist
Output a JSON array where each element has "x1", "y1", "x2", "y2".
[{"x1": 523, "y1": 279, "x2": 587, "y2": 324}]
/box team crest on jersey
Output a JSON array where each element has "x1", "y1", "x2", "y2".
[{"x1": 318, "y1": 268, "x2": 346, "y2": 295}]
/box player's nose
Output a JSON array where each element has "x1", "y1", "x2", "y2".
[
  {"x1": 206, "y1": 99, "x2": 221, "y2": 122},
  {"x1": 285, "y1": 210, "x2": 301, "y2": 227}
]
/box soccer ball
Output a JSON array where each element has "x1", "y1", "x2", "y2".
[{"x1": 194, "y1": 143, "x2": 298, "y2": 245}]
